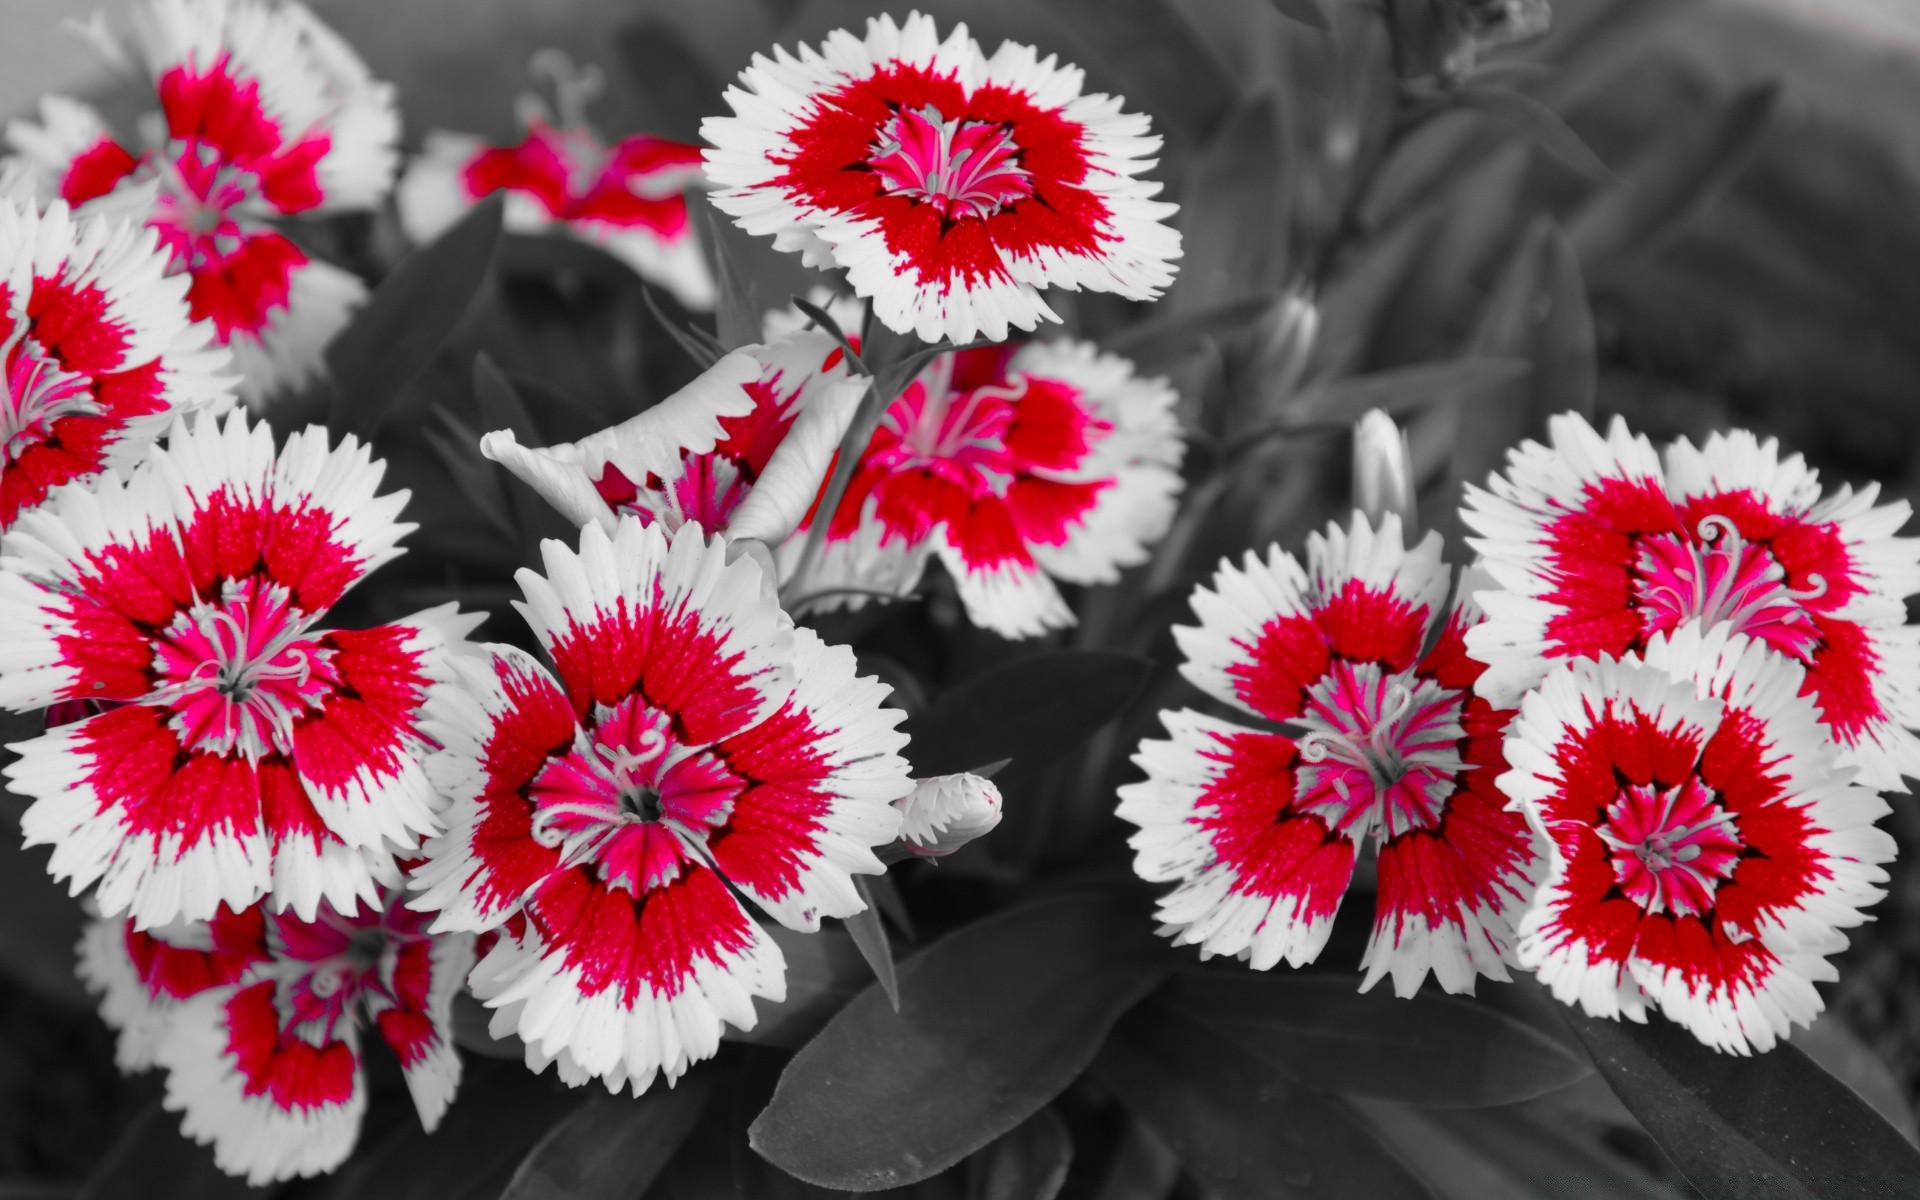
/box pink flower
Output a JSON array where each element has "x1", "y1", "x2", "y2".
[
  {"x1": 0, "y1": 412, "x2": 478, "y2": 928},
  {"x1": 0, "y1": 200, "x2": 233, "y2": 530},
  {"x1": 3, "y1": 0, "x2": 400, "y2": 403},
  {"x1": 703, "y1": 12, "x2": 1180, "y2": 344},
  {"x1": 478, "y1": 334, "x2": 863, "y2": 564},
  {"x1": 412, "y1": 518, "x2": 911, "y2": 1093},
  {"x1": 397, "y1": 51, "x2": 713, "y2": 308},
  {"x1": 795, "y1": 336, "x2": 1183, "y2": 639},
  {"x1": 1465, "y1": 412, "x2": 1920, "y2": 790},
  {"x1": 78, "y1": 890, "x2": 472, "y2": 1183},
  {"x1": 1503, "y1": 623, "x2": 1894, "y2": 1053},
  {"x1": 1118, "y1": 517, "x2": 1541, "y2": 996}
]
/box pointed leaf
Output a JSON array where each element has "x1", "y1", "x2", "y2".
[
  {"x1": 421, "y1": 409, "x2": 516, "y2": 542},
  {"x1": 749, "y1": 889, "x2": 1166, "y2": 1191},
  {"x1": 500, "y1": 1080, "x2": 711, "y2": 1200},
  {"x1": 1268, "y1": 0, "x2": 1331, "y2": 31},
  {"x1": 1456, "y1": 88, "x2": 1616, "y2": 183},
  {"x1": 1094, "y1": 1004, "x2": 1437, "y2": 1200},
  {"x1": 843, "y1": 878, "x2": 900, "y2": 1012},
  {"x1": 327, "y1": 193, "x2": 503, "y2": 439},
  {"x1": 1273, "y1": 358, "x2": 1531, "y2": 433},
  {"x1": 899, "y1": 650, "x2": 1151, "y2": 778},
  {"x1": 694, "y1": 200, "x2": 763, "y2": 350},
  {"x1": 1161, "y1": 972, "x2": 1591, "y2": 1108},
  {"x1": 1562, "y1": 1007, "x2": 1920, "y2": 1199},
  {"x1": 473, "y1": 354, "x2": 539, "y2": 443}
]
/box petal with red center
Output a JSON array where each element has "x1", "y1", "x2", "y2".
[
  {"x1": 933, "y1": 496, "x2": 1075, "y2": 639},
  {"x1": 3, "y1": 96, "x2": 142, "y2": 208},
  {"x1": 187, "y1": 233, "x2": 364, "y2": 404},
  {"x1": 516, "y1": 518, "x2": 795, "y2": 744},
  {"x1": 157, "y1": 979, "x2": 367, "y2": 1185},
  {"x1": 368, "y1": 929, "x2": 473, "y2": 1130},
  {"x1": 709, "y1": 627, "x2": 909, "y2": 931},
  {"x1": 78, "y1": 905, "x2": 270, "y2": 1071},
  {"x1": 476, "y1": 860, "x2": 783, "y2": 1094},
  {"x1": 12, "y1": 704, "x2": 270, "y2": 928},
  {"x1": 1119, "y1": 710, "x2": 1356, "y2": 971},
  {"x1": 259, "y1": 756, "x2": 396, "y2": 921}
]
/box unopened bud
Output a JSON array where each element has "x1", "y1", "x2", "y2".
[
  {"x1": 895, "y1": 773, "x2": 1002, "y2": 859},
  {"x1": 1387, "y1": 0, "x2": 1552, "y2": 81},
  {"x1": 1353, "y1": 408, "x2": 1417, "y2": 531},
  {"x1": 1257, "y1": 287, "x2": 1320, "y2": 407}
]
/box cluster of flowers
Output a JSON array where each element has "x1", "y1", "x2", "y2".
[
  {"x1": 0, "y1": 1, "x2": 1187, "y2": 1183},
  {"x1": 1122, "y1": 412, "x2": 1911, "y2": 1054}
]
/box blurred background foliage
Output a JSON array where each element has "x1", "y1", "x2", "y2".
[{"x1": 3, "y1": 0, "x2": 1920, "y2": 1196}]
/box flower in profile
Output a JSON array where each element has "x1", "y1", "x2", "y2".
[
  {"x1": 1504, "y1": 623, "x2": 1893, "y2": 1053},
  {"x1": 1352, "y1": 408, "x2": 1415, "y2": 530},
  {"x1": 896, "y1": 772, "x2": 1002, "y2": 858},
  {"x1": 397, "y1": 49, "x2": 713, "y2": 308},
  {"x1": 412, "y1": 518, "x2": 910, "y2": 1093},
  {"x1": 77, "y1": 890, "x2": 472, "y2": 1183},
  {"x1": 0, "y1": 200, "x2": 233, "y2": 530},
  {"x1": 794, "y1": 336, "x2": 1184, "y2": 639},
  {"x1": 0, "y1": 412, "x2": 477, "y2": 928},
  {"x1": 3, "y1": 0, "x2": 400, "y2": 403},
  {"x1": 1118, "y1": 517, "x2": 1540, "y2": 996},
  {"x1": 479, "y1": 333, "x2": 863, "y2": 560},
  {"x1": 703, "y1": 12, "x2": 1181, "y2": 344},
  {"x1": 1465, "y1": 412, "x2": 1920, "y2": 790}
]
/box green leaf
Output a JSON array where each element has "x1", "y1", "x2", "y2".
[
  {"x1": 731, "y1": 924, "x2": 870, "y2": 1049},
  {"x1": 1268, "y1": 0, "x2": 1330, "y2": 31},
  {"x1": 977, "y1": 1108, "x2": 1073, "y2": 1200},
  {"x1": 749, "y1": 889, "x2": 1166, "y2": 1191},
  {"x1": 326, "y1": 193, "x2": 502, "y2": 440},
  {"x1": 843, "y1": 878, "x2": 900, "y2": 1012},
  {"x1": 1042, "y1": 0, "x2": 1236, "y2": 147},
  {"x1": 78, "y1": 1105, "x2": 260, "y2": 1200},
  {"x1": 614, "y1": 15, "x2": 724, "y2": 143},
  {"x1": 1566, "y1": 82, "x2": 1781, "y2": 279},
  {"x1": 1160, "y1": 972, "x2": 1591, "y2": 1108},
  {"x1": 499, "y1": 1079, "x2": 710, "y2": 1200},
  {"x1": 900, "y1": 650, "x2": 1151, "y2": 779},
  {"x1": 1273, "y1": 358, "x2": 1531, "y2": 433},
  {"x1": 694, "y1": 199, "x2": 764, "y2": 351},
  {"x1": 1094, "y1": 1003, "x2": 1437, "y2": 1200},
  {"x1": 1562, "y1": 1007, "x2": 1920, "y2": 1199},
  {"x1": 472, "y1": 354, "x2": 539, "y2": 443},
  {"x1": 421, "y1": 407, "x2": 517, "y2": 544},
  {"x1": 0, "y1": 827, "x2": 87, "y2": 1009},
  {"x1": 1167, "y1": 95, "x2": 1287, "y2": 316},
  {"x1": 1100, "y1": 293, "x2": 1278, "y2": 373},
  {"x1": 1455, "y1": 88, "x2": 1616, "y2": 183}
]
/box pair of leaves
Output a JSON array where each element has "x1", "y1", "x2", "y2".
[{"x1": 750, "y1": 889, "x2": 1165, "y2": 1191}]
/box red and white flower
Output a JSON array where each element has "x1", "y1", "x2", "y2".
[
  {"x1": 1118, "y1": 518, "x2": 1540, "y2": 996},
  {"x1": 397, "y1": 50, "x2": 713, "y2": 308},
  {"x1": 412, "y1": 518, "x2": 910, "y2": 1093},
  {"x1": 0, "y1": 412, "x2": 477, "y2": 928},
  {"x1": 3, "y1": 0, "x2": 400, "y2": 403},
  {"x1": 479, "y1": 333, "x2": 863, "y2": 560},
  {"x1": 77, "y1": 890, "x2": 472, "y2": 1183},
  {"x1": 1504, "y1": 622, "x2": 1894, "y2": 1053},
  {"x1": 792, "y1": 336, "x2": 1183, "y2": 639},
  {"x1": 0, "y1": 199, "x2": 233, "y2": 530},
  {"x1": 703, "y1": 12, "x2": 1180, "y2": 344},
  {"x1": 1465, "y1": 412, "x2": 1920, "y2": 790}
]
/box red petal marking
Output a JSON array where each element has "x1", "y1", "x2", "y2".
[
  {"x1": 1005, "y1": 476, "x2": 1107, "y2": 549},
  {"x1": 773, "y1": 65, "x2": 1106, "y2": 289},
  {"x1": 865, "y1": 465, "x2": 967, "y2": 549},
  {"x1": 940, "y1": 493, "x2": 1038, "y2": 574},
  {"x1": 224, "y1": 979, "x2": 360, "y2": 1112},
  {"x1": 125, "y1": 905, "x2": 269, "y2": 1000},
  {"x1": 707, "y1": 695, "x2": 836, "y2": 906},
  {"x1": 372, "y1": 939, "x2": 439, "y2": 1068},
  {"x1": 463, "y1": 131, "x2": 572, "y2": 218},
  {"x1": 79, "y1": 704, "x2": 264, "y2": 842},
  {"x1": 60, "y1": 138, "x2": 141, "y2": 206},
  {"x1": 258, "y1": 755, "x2": 345, "y2": 858},
  {"x1": 468, "y1": 655, "x2": 574, "y2": 917},
  {"x1": 185, "y1": 231, "x2": 308, "y2": 342},
  {"x1": 1416, "y1": 610, "x2": 1485, "y2": 693},
  {"x1": 1539, "y1": 476, "x2": 1680, "y2": 663},
  {"x1": 524, "y1": 860, "x2": 756, "y2": 1003},
  {"x1": 1372, "y1": 782, "x2": 1528, "y2": 944},
  {"x1": 293, "y1": 624, "x2": 432, "y2": 797},
  {"x1": 572, "y1": 183, "x2": 689, "y2": 237},
  {"x1": 713, "y1": 376, "x2": 804, "y2": 478},
  {"x1": 999, "y1": 376, "x2": 1105, "y2": 473},
  {"x1": 27, "y1": 276, "x2": 131, "y2": 376},
  {"x1": 1697, "y1": 708, "x2": 1828, "y2": 937},
  {"x1": 156, "y1": 62, "x2": 329, "y2": 214},
  {"x1": 1316, "y1": 579, "x2": 1433, "y2": 672},
  {"x1": 1194, "y1": 727, "x2": 1355, "y2": 919},
  {"x1": 1801, "y1": 616, "x2": 1886, "y2": 743},
  {"x1": 1225, "y1": 579, "x2": 1434, "y2": 724},
  {"x1": 545, "y1": 595, "x2": 772, "y2": 748},
  {"x1": 592, "y1": 463, "x2": 642, "y2": 510},
  {"x1": 1229, "y1": 613, "x2": 1329, "y2": 724}
]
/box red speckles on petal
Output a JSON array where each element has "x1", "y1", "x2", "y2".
[
  {"x1": 293, "y1": 624, "x2": 432, "y2": 794},
  {"x1": 81, "y1": 704, "x2": 264, "y2": 843},
  {"x1": 1229, "y1": 613, "x2": 1330, "y2": 723},
  {"x1": 546, "y1": 599, "x2": 768, "y2": 747},
  {"x1": 526, "y1": 862, "x2": 755, "y2": 1004},
  {"x1": 1194, "y1": 729, "x2": 1355, "y2": 917},
  {"x1": 1316, "y1": 580, "x2": 1433, "y2": 672},
  {"x1": 27, "y1": 277, "x2": 131, "y2": 376},
  {"x1": 223, "y1": 980, "x2": 360, "y2": 1112}
]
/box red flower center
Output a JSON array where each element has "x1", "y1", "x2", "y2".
[
  {"x1": 1293, "y1": 662, "x2": 1468, "y2": 840},
  {"x1": 872, "y1": 356, "x2": 1024, "y2": 492},
  {"x1": 1, "y1": 324, "x2": 99, "y2": 464},
  {"x1": 1632, "y1": 514, "x2": 1824, "y2": 663},
  {"x1": 153, "y1": 579, "x2": 335, "y2": 759},
  {"x1": 867, "y1": 105, "x2": 1033, "y2": 222},
  {"x1": 149, "y1": 145, "x2": 253, "y2": 270},
  {"x1": 1597, "y1": 777, "x2": 1742, "y2": 918}
]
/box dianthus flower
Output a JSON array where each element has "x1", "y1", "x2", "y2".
[
  {"x1": 1118, "y1": 517, "x2": 1540, "y2": 996},
  {"x1": 0, "y1": 200, "x2": 232, "y2": 529},
  {"x1": 0, "y1": 412, "x2": 475, "y2": 927},
  {"x1": 4, "y1": 0, "x2": 399, "y2": 402},
  {"x1": 479, "y1": 333, "x2": 862, "y2": 558},
  {"x1": 1504, "y1": 622, "x2": 1894, "y2": 1053},
  {"x1": 412, "y1": 518, "x2": 910, "y2": 1093},
  {"x1": 77, "y1": 889, "x2": 472, "y2": 1183},
  {"x1": 703, "y1": 12, "x2": 1180, "y2": 344},
  {"x1": 397, "y1": 50, "x2": 712, "y2": 308},
  {"x1": 1465, "y1": 412, "x2": 1920, "y2": 790}
]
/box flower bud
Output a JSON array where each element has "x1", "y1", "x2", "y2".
[
  {"x1": 1254, "y1": 287, "x2": 1320, "y2": 409},
  {"x1": 895, "y1": 773, "x2": 1003, "y2": 858},
  {"x1": 1387, "y1": 0, "x2": 1552, "y2": 81},
  {"x1": 1352, "y1": 409, "x2": 1417, "y2": 531}
]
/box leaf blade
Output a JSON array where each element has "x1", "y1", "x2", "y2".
[
  {"x1": 499, "y1": 1080, "x2": 711, "y2": 1200},
  {"x1": 899, "y1": 650, "x2": 1152, "y2": 779}
]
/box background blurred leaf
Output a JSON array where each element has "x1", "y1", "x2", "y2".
[
  {"x1": 78, "y1": 1104, "x2": 262, "y2": 1200},
  {"x1": 694, "y1": 200, "x2": 764, "y2": 350},
  {"x1": 1160, "y1": 972, "x2": 1590, "y2": 1108},
  {"x1": 1041, "y1": 0, "x2": 1235, "y2": 147},
  {"x1": 1563, "y1": 1008, "x2": 1920, "y2": 1199},
  {"x1": 1094, "y1": 1003, "x2": 1436, "y2": 1199},
  {"x1": 842, "y1": 880, "x2": 900, "y2": 1012},
  {"x1": 1455, "y1": 87, "x2": 1616, "y2": 183},
  {"x1": 1169, "y1": 94, "x2": 1288, "y2": 315},
  {"x1": 615, "y1": 15, "x2": 725, "y2": 143},
  {"x1": 1267, "y1": 0, "x2": 1329, "y2": 32},
  {"x1": 327, "y1": 194, "x2": 503, "y2": 440},
  {"x1": 749, "y1": 889, "x2": 1165, "y2": 1191},
  {"x1": 1278, "y1": 357, "x2": 1531, "y2": 433},
  {"x1": 500, "y1": 1079, "x2": 710, "y2": 1200},
  {"x1": 0, "y1": 830, "x2": 86, "y2": 1010},
  {"x1": 974, "y1": 1108, "x2": 1072, "y2": 1200},
  {"x1": 899, "y1": 650, "x2": 1151, "y2": 778}
]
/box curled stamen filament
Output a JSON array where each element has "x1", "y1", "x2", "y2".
[{"x1": 1787, "y1": 572, "x2": 1828, "y2": 603}]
